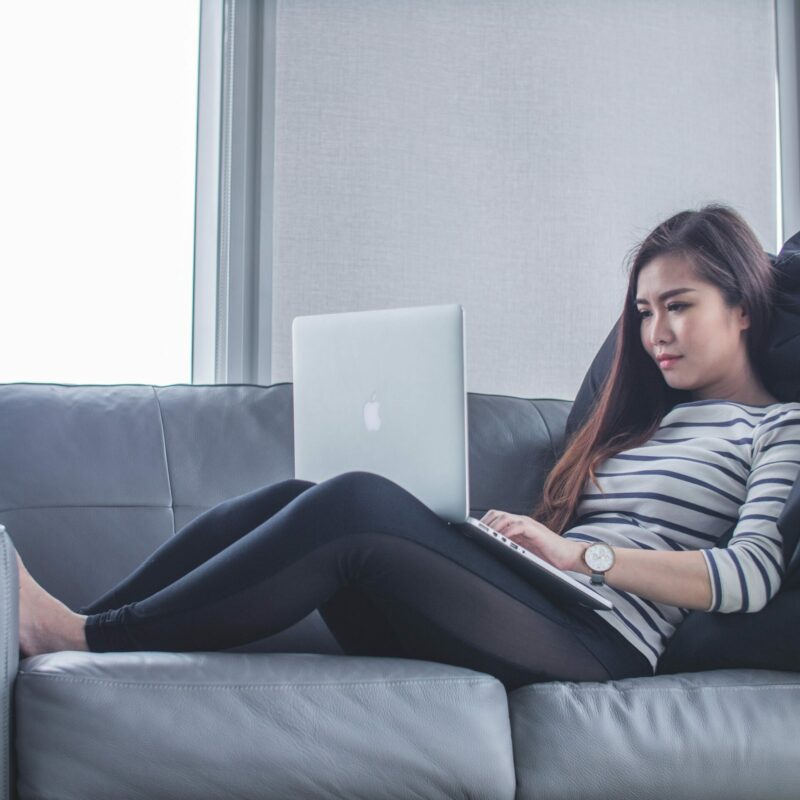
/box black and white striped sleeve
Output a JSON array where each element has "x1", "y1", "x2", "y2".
[{"x1": 701, "y1": 407, "x2": 800, "y2": 613}]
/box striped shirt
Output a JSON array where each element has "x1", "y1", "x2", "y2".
[{"x1": 560, "y1": 398, "x2": 800, "y2": 673}]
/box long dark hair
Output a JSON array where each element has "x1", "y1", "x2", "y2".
[{"x1": 531, "y1": 203, "x2": 776, "y2": 534}]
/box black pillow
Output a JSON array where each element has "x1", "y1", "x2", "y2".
[
  {"x1": 657, "y1": 587, "x2": 800, "y2": 675},
  {"x1": 563, "y1": 229, "x2": 800, "y2": 673}
]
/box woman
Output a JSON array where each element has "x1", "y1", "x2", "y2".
[{"x1": 16, "y1": 204, "x2": 800, "y2": 690}]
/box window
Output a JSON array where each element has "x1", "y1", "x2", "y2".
[{"x1": 0, "y1": 0, "x2": 200, "y2": 384}]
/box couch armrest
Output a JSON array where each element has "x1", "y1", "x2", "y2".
[{"x1": 1, "y1": 525, "x2": 19, "y2": 800}]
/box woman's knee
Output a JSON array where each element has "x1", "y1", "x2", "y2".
[
  {"x1": 282, "y1": 478, "x2": 317, "y2": 492},
  {"x1": 321, "y1": 471, "x2": 404, "y2": 506},
  {"x1": 217, "y1": 478, "x2": 315, "y2": 517},
  {"x1": 314, "y1": 471, "x2": 429, "y2": 530}
]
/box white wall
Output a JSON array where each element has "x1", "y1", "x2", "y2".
[{"x1": 269, "y1": 0, "x2": 778, "y2": 400}]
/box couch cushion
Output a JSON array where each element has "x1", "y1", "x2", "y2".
[
  {"x1": 0, "y1": 382, "x2": 341, "y2": 657},
  {"x1": 509, "y1": 669, "x2": 800, "y2": 800},
  {"x1": 15, "y1": 650, "x2": 515, "y2": 800},
  {"x1": 466, "y1": 393, "x2": 571, "y2": 518},
  {"x1": 0, "y1": 383, "x2": 299, "y2": 608},
  {"x1": 0, "y1": 384, "x2": 175, "y2": 608},
  {"x1": 154, "y1": 383, "x2": 297, "y2": 531}
]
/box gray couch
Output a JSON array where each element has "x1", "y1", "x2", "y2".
[{"x1": 1, "y1": 382, "x2": 798, "y2": 800}]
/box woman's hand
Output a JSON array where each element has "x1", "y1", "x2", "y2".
[{"x1": 480, "y1": 510, "x2": 584, "y2": 572}]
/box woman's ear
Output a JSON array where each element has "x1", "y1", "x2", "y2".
[{"x1": 737, "y1": 304, "x2": 751, "y2": 331}]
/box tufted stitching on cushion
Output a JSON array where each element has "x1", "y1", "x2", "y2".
[
  {"x1": 0, "y1": 504, "x2": 176, "y2": 513},
  {"x1": 511, "y1": 681, "x2": 800, "y2": 697},
  {"x1": 16, "y1": 674, "x2": 497, "y2": 691}
]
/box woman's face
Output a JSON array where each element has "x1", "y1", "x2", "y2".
[{"x1": 635, "y1": 254, "x2": 752, "y2": 401}]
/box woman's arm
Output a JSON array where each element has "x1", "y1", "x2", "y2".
[
  {"x1": 491, "y1": 406, "x2": 800, "y2": 614},
  {"x1": 567, "y1": 542, "x2": 713, "y2": 612},
  {"x1": 482, "y1": 510, "x2": 715, "y2": 611}
]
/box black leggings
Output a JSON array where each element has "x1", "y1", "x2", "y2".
[{"x1": 79, "y1": 471, "x2": 652, "y2": 690}]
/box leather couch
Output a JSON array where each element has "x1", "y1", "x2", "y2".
[{"x1": 2, "y1": 381, "x2": 798, "y2": 800}]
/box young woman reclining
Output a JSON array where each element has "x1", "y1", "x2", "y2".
[{"x1": 15, "y1": 203, "x2": 800, "y2": 690}]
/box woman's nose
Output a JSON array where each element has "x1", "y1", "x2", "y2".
[{"x1": 649, "y1": 311, "x2": 672, "y2": 345}]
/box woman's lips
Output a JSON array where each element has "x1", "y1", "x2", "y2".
[{"x1": 658, "y1": 356, "x2": 682, "y2": 369}]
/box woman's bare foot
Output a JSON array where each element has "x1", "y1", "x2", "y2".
[{"x1": 16, "y1": 551, "x2": 89, "y2": 658}]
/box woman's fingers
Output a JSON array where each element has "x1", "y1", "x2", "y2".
[
  {"x1": 483, "y1": 510, "x2": 513, "y2": 526},
  {"x1": 483, "y1": 512, "x2": 522, "y2": 535}
]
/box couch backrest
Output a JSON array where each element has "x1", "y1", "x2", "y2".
[{"x1": 0, "y1": 382, "x2": 569, "y2": 609}]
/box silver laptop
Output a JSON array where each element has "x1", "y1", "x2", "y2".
[{"x1": 292, "y1": 303, "x2": 612, "y2": 610}]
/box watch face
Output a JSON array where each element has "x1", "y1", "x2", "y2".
[{"x1": 585, "y1": 543, "x2": 614, "y2": 571}]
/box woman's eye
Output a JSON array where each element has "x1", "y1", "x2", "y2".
[{"x1": 636, "y1": 303, "x2": 688, "y2": 319}]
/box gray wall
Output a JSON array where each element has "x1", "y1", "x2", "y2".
[{"x1": 270, "y1": 0, "x2": 778, "y2": 400}]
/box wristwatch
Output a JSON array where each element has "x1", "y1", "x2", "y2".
[{"x1": 582, "y1": 541, "x2": 615, "y2": 586}]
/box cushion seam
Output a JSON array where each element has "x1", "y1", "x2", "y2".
[
  {"x1": 152, "y1": 387, "x2": 176, "y2": 535},
  {"x1": 528, "y1": 400, "x2": 558, "y2": 468}
]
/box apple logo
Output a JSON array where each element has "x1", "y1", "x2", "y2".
[{"x1": 363, "y1": 391, "x2": 382, "y2": 432}]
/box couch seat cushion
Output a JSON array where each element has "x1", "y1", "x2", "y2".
[
  {"x1": 15, "y1": 651, "x2": 515, "y2": 800},
  {"x1": 509, "y1": 669, "x2": 800, "y2": 800}
]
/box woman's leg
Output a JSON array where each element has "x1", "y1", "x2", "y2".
[
  {"x1": 83, "y1": 471, "x2": 650, "y2": 689},
  {"x1": 79, "y1": 479, "x2": 316, "y2": 614}
]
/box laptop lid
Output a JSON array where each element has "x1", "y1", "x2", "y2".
[{"x1": 292, "y1": 303, "x2": 469, "y2": 523}]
